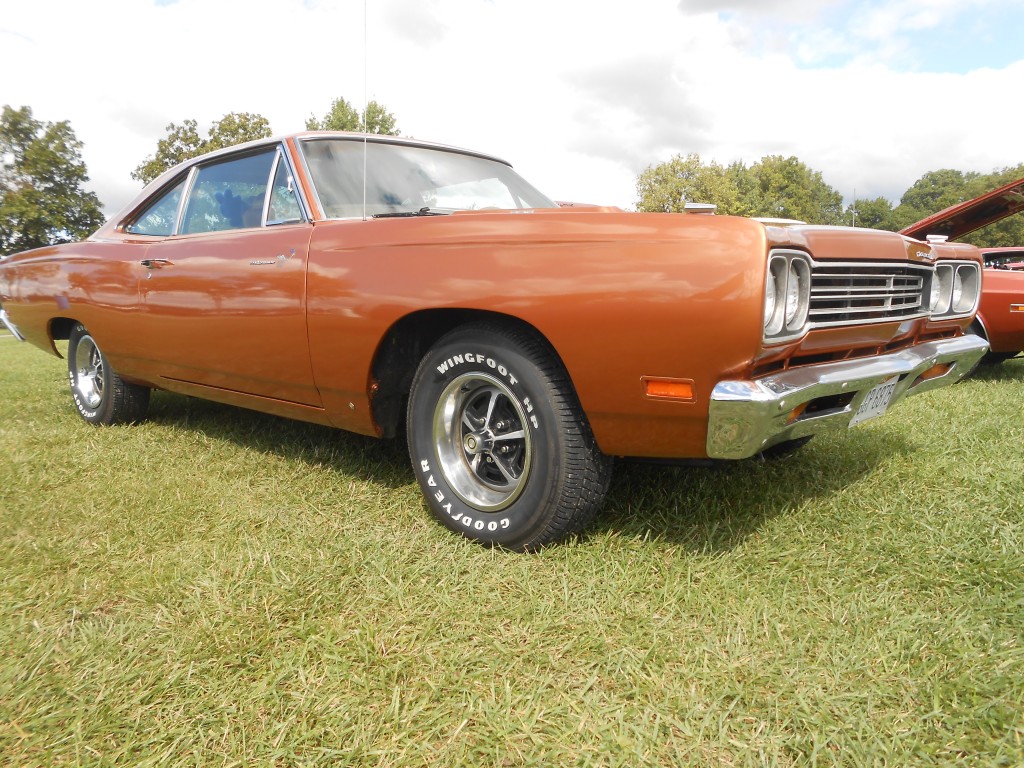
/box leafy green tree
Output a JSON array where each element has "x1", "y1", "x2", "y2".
[
  {"x1": 132, "y1": 112, "x2": 272, "y2": 185},
  {"x1": 636, "y1": 153, "x2": 844, "y2": 224},
  {"x1": 131, "y1": 119, "x2": 203, "y2": 186},
  {"x1": 889, "y1": 169, "x2": 974, "y2": 232},
  {"x1": 965, "y1": 163, "x2": 1024, "y2": 247},
  {"x1": 0, "y1": 105, "x2": 105, "y2": 255},
  {"x1": 204, "y1": 112, "x2": 272, "y2": 152},
  {"x1": 635, "y1": 153, "x2": 738, "y2": 213},
  {"x1": 739, "y1": 155, "x2": 845, "y2": 224},
  {"x1": 306, "y1": 97, "x2": 361, "y2": 131},
  {"x1": 846, "y1": 196, "x2": 895, "y2": 230},
  {"x1": 305, "y1": 97, "x2": 399, "y2": 135},
  {"x1": 890, "y1": 164, "x2": 1024, "y2": 247},
  {"x1": 362, "y1": 100, "x2": 398, "y2": 135}
]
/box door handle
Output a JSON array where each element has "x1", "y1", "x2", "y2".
[{"x1": 140, "y1": 259, "x2": 174, "y2": 269}]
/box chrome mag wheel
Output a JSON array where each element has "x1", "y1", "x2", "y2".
[
  {"x1": 407, "y1": 322, "x2": 611, "y2": 550},
  {"x1": 433, "y1": 372, "x2": 532, "y2": 511},
  {"x1": 72, "y1": 333, "x2": 105, "y2": 410},
  {"x1": 66, "y1": 322, "x2": 151, "y2": 426}
]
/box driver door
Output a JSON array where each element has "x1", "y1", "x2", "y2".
[{"x1": 135, "y1": 147, "x2": 321, "y2": 407}]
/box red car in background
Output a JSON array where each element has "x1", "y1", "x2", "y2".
[{"x1": 902, "y1": 176, "x2": 1024, "y2": 364}]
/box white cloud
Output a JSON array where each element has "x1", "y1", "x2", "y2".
[{"x1": 2, "y1": 0, "x2": 1023, "y2": 217}]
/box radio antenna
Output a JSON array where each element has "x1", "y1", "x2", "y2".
[{"x1": 362, "y1": 0, "x2": 368, "y2": 220}]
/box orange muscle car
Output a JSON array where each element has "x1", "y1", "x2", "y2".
[
  {"x1": 901, "y1": 175, "x2": 1024, "y2": 364},
  {"x1": 0, "y1": 132, "x2": 990, "y2": 549}
]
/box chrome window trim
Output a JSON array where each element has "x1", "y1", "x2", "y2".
[
  {"x1": 294, "y1": 139, "x2": 326, "y2": 220},
  {"x1": 265, "y1": 146, "x2": 311, "y2": 226},
  {"x1": 260, "y1": 153, "x2": 277, "y2": 225},
  {"x1": 121, "y1": 171, "x2": 193, "y2": 237},
  {"x1": 178, "y1": 147, "x2": 278, "y2": 236},
  {"x1": 287, "y1": 147, "x2": 313, "y2": 223},
  {"x1": 171, "y1": 166, "x2": 198, "y2": 236}
]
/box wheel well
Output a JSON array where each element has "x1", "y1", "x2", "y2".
[
  {"x1": 43, "y1": 317, "x2": 77, "y2": 357},
  {"x1": 369, "y1": 309, "x2": 557, "y2": 439},
  {"x1": 49, "y1": 317, "x2": 76, "y2": 340}
]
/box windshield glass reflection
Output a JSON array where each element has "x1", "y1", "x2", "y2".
[{"x1": 300, "y1": 138, "x2": 556, "y2": 219}]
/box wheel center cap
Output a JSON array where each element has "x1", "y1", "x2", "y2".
[{"x1": 463, "y1": 431, "x2": 492, "y2": 456}]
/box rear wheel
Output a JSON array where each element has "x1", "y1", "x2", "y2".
[
  {"x1": 407, "y1": 323, "x2": 611, "y2": 551},
  {"x1": 68, "y1": 323, "x2": 150, "y2": 425}
]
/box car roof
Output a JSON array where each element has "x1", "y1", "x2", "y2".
[{"x1": 96, "y1": 132, "x2": 513, "y2": 238}]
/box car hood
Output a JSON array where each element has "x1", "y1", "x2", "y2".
[{"x1": 900, "y1": 175, "x2": 1024, "y2": 241}]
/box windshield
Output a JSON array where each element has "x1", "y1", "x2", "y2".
[{"x1": 300, "y1": 138, "x2": 556, "y2": 218}]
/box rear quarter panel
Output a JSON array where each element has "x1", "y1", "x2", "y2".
[{"x1": 0, "y1": 241, "x2": 148, "y2": 369}]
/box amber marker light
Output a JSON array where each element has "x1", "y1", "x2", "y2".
[
  {"x1": 642, "y1": 377, "x2": 695, "y2": 401},
  {"x1": 786, "y1": 403, "x2": 809, "y2": 423},
  {"x1": 916, "y1": 363, "x2": 952, "y2": 383},
  {"x1": 1011, "y1": 304, "x2": 1024, "y2": 313}
]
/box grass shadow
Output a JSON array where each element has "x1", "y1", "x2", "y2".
[
  {"x1": 142, "y1": 390, "x2": 922, "y2": 554},
  {"x1": 593, "y1": 427, "x2": 917, "y2": 554},
  {"x1": 968, "y1": 356, "x2": 1024, "y2": 382},
  {"x1": 145, "y1": 391, "x2": 413, "y2": 491}
]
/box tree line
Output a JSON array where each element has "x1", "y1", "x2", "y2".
[
  {"x1": 131, "y1": 97, "x2": 399, "y2": 185},
  {"x1": 635, "y1": 152, "x2": 1024, "y2": 247},
  {"x1": 2, "y1": 98, "x2": 1021, "y2": 255}
]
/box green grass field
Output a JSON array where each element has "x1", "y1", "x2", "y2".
[{"x1": 1, "y1": 334, "x2": 1022, "y2": 766}]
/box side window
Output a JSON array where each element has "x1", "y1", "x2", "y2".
[
  {"x1": 125, "y1": 178, "x2": 185, "y2": 236},
  {"x1": 181, "y1": 150, "x2": 276, "y2": 235},
  {"x1": 267, "y1": 156, "x2": 303, "y2": 225}
]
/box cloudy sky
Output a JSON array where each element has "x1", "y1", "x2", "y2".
[{"x1": 2, "y1": 0, "x2": 1023, "y2": 216}]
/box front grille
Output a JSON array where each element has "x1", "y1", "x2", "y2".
[{"x1": 809, "y1": 262, "x2": 930, "y2": 327}]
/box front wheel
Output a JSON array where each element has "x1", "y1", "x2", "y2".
[
  {"x1": 407, "y1": 323, "x2": 611, "y2": 551},
  {"x1": 979, "y1": 351, "x2": 1019, "y2": 366},
  {"x1": 68, "y1": 323, "x2": 150, "y2": 425}
]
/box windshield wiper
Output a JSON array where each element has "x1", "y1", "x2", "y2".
[{"x1": 372, "y1": 207, "x2": 449, "y2": 219}]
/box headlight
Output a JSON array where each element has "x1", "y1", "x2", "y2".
[
  {"x1": 951, "y1": 271, "x2": 963, "y2": 308},
  {"x1": 764, "y1": 250, "x2": 811, "y2": 343},
  {"x1": 764, "y1": 267, "x2": 778, "y2": 328},
  {"x1": 929, "y1": 262, "x2": 980, "y2": 319},
  {"x1": 764, "y1": 258, "x2": 786, "y2": 337},
  {"x1": 784, "y1": 259, "x2": 810, "y2": 330},
  {"x1": 929, "y1": 265, "x2": 952, "y2": 315},
  {"x1": 952, "y1": 264, "x2": 980, "y2": 314}
]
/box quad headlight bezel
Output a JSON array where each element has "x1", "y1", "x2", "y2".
[
  {"x1": 929, "y1": 261, "x2": 981, "y2": 320},
  {"x1": 763, "y1": 250, "x2": 812, "y2": 343}
]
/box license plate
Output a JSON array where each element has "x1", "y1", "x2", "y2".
[{"x1": 849, "y1": 376, "x2": 898, "y2": 427}]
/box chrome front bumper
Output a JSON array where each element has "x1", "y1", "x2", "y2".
[
  {"x1": 706, "y1": 335, "x2": 989, "y2": 459},
  {"x1": 0, "y1": 308, "x2": 25, "y2": 341}
]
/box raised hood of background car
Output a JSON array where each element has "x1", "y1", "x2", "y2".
[{"x1": 900, "y1": 175, "x2": 1024, "y2": 241}]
